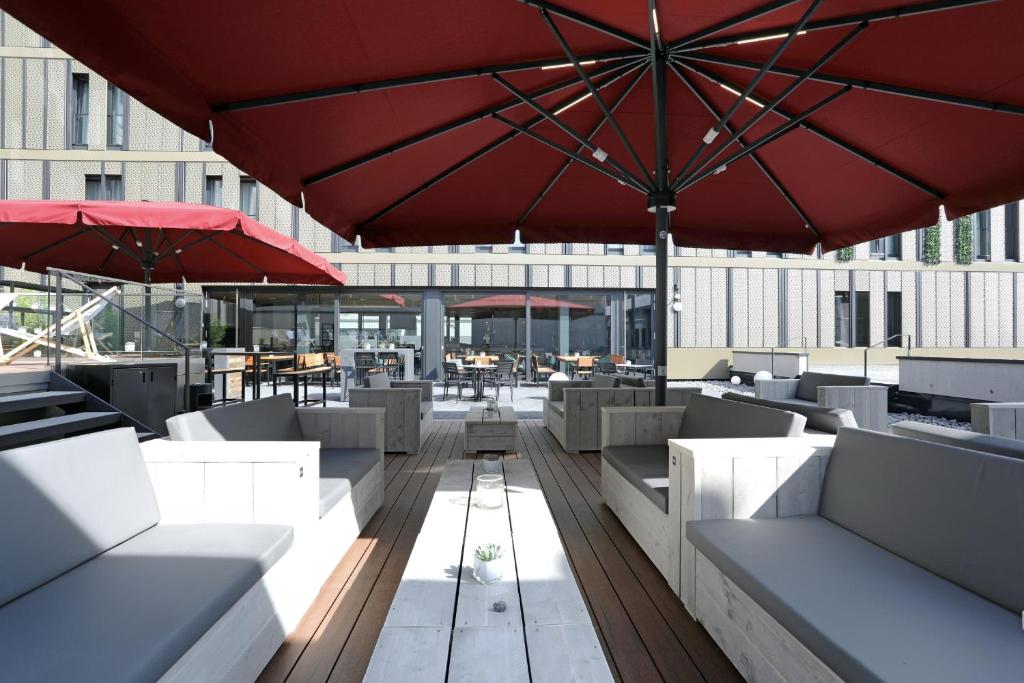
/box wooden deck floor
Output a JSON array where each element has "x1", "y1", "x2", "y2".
[{"x1": 258, "y1": 419, "x2": 741, "y2": 683}]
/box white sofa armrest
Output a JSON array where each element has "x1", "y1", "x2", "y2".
[
  {"x1": 140, "y1": 439, "x2": 320, "y2": 530},
  {"x1": 601, "y1": 405, "x2": 686, "y2": 448},
  {"x1": 668, "y1": 434, "x2": 835, "y2": 616},
  {"x1": 298, "y1": 406, "x2": 385, "y2": 452},
  {"x1": 754, "y1": 377, "x2": 800, "y2": 400}
]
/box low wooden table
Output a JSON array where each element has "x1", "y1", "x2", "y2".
[
  {"x1": 364, "y1": 460, "x2": 612, "y2": 682},
  {"x1": 464, "y1": 406, "x2": 517, "y2": 453}
]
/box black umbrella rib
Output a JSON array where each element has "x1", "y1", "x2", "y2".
[
  {"x1": 517, "y1": 64, "x2": 649, "y2": 227},
  {"x1": 302, "y1": 59, "x2": 632, "y2": 188},
  {"x1": 87, "y1": 225, "x2": 144, "y2": 263},
  {"x1": 211, "y1": 49, "x2": 644, "y2": 113},
  {"x1": 540, "y1": 8, "x2": 655, "y2": 187},
  {"x1": 518, "y1": 1, "x2": 649, "y2": 49},
  {"x1": 678, "y1": 85, "x2": 853, "y2": 193},
  {"x1": 672, "y1": 0, "x2": 823, "y2": 189},
  {"x1": 358, "y1": 62, "x2": 648, "y2": 231},
  {"x1": 681, "y1": 53, "x2": 1024, "y2": 117},
  {"x1": 155, "y1": 231, "x2": 221, "y2": 262},
  {"x1": 493, "y1": 113, "x2": 648, "y2": 193},
  {"x1": 677, "y1": 23, "x2": 866, "y2": 188},
  {"x1": 209, "y1": 239, "x2": 265, "y2": 278},
  {"x1": 20, "y1": 226, "x2": 91, "y2": 261},
  {"x1": 667, "y1": 0, "x2": 802, "y2": 53},
  {"x1": 492, "y1": 71, "x2": 649, "y2": 191},
  {"x1": 678, "y1": 60, "x2": 943, "y2": 198},
  {"x1": 675, "y1": 0, "x2": 997, "y2": 53},
  {"x1": 668, "y1": 62, "x2": 818, "y2": 237},
  {"x1": 96, "y1": 229, "x2": 132, "y2": 274}
]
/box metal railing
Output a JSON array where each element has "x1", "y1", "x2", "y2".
[
  {"x1": 770, "y1": 337, "x2": 809, "y2": 377},
  {"x1": 49, "y1": 268, "x2": 194, "y2": 410},
  {"x1": 864, "y1": 333, "x2": 912, "y2": 379}
]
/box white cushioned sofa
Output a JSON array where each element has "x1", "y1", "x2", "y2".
[{"x1": 0, "y1": 427, "x2": 298, "y2": 682}]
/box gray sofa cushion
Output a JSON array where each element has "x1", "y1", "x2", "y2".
[
  {"x1": 687, "y1": 516, "x2": 1024, "y2": 683},
  {"x1": 0, "y1": 427, "x2": 159, "y2": 607},
  {"x1": 0, "y1": 523, "x2": 293, "y2": 683},
  {"x1": 616, "y1": 374, "x2": 646, "y2": 388},
  {"x1": 795, "y1": 371, "x2": 869, "y2": 402},
  {"x1": 679, "y1": 394, "x2": 806, "y2": 439},
  {"x1": 890, "y1": 421, "x2": 1024, "y2": 460},
  {"x1": 602, "y1": 445, "x2": 669, "y2": 513},
  {"x1": 591, "y1": 373, "x2": 620, "y2": 389},
  {"x1": 319, "y1": 447, "x2": 381, "y2": 518},
  {"x1": 548, "y1": 400, "x2": 565, "y2": 418},
  {"x1": 821, "y1": 427, "x2": 1024, "y2": 614},
  {"x1": 721, "y1": 391, "x2": 856, "y2": 434},
  {"x1": 166, "y1": 394, "x2": 303, "y2": 442},
  {"x1": 367, "y1": 372, "x2": 391, "y2": 389}
]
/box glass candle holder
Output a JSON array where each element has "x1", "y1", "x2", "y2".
[
  {"x1": 476, "y1": 474, "x2": 505, "y2": 509},
  {"x1": 482, "y1": 454, "x2": 501, "y2": 474}
]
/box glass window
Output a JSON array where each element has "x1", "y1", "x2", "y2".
[
  {"x1": 869, "y1": 235, "x2": 901, "y2": 259},
  {"x1": 765, "y1": 252, "x2": 782, "y2": 258},
  {"x1": 1006, "y1": 203, "x2": 1019, "y2": 261},
  {"x1": 444, "y1": 292, "x2": 526, "y2": 359},
  {"x1": 71, "y1": 74, "x2": 89, "y2": 147},
  {"x1": 85, "y1": 174, "x2": 123, "y2": 200},
  {"x1": 204, "y1": 176, "x2": 223, "y2": 207},
  {"x1": 834, "y1": 291, "x2": 850, "y2": 347},
  {"x1": 339, "y1": 291, "x2": 422, "y2": 354},
  {"x1": 974, "y1": 210, "x2": 991, "y2": 260},
  {"x1": 640, "y1": 245, "x2": 656, "y2": 255},
  {"x1": 475, "y1": 244, "x2": 493, "y2": 253},
  {"x1": 106, "y1": 83, "x2": 126, "y2": 148},
  {"x1": 296, "y1": 291, "x2": 335, "y2": 353},
  {"x1": 732, "y1": 250, "x2": 752, "y2": 258},
  {"x1": 855, "y1": 291, "x2": 870, "y2": 346},
  {"x1": 625, "y1": 291, "x2": 653, "y2": 363},
  {"x1": 606, "y1": 244, "x2": 624, "y2": 255},
  {"x1": 239, "y1": 177, "x2": 257, "y2": 217},
  {"x1": 207, "y1": 288, "x2": 237, "y2": 348},
  {"x1": 530, "y1": 293, "x2": 611, "y2": 371},
  {"x1": 886, "y1": 291, "x2": 902, "y2": 346},
  {"x1": 252, "y1": 291, "x2": 296, "y2": 352},
  {"x1": 330, "y1": 236, "x2": 357, "y2": 252}
]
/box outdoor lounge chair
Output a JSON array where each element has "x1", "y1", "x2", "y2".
[
  {"x1": 0, "y1": 427, "x2": 296, "y2": 682},
  {"x1": 890, "y1": 419, "x2": 1024, "y2": 459},
  {"x1": 599, "y1": 394, "x2": 814, "y2": 593},
  {"x1": 753, "y1": 370, "x2": 888, "y2": 431},
  {"x1": 349, "y1": 374, "x2": 434, "y2": 453},
  {"x1": 684, "y1": 427, "x2": 1024, "y2": 682}
]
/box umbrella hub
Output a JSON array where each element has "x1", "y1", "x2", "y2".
[{"x1": 646, "y1": 191, "x2": 676, "y2": 213}]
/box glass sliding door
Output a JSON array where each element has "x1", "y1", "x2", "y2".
[
  {"x1": 530, "y1": 293, "x2": 610, "y2": 370},
  {"x1": 252, "y1": 291, "x2": 296, "y2": 351},
  {"x1": 207, "y1": 288, "x2": 237, "y2": 348},
  {"x1": 625, "y1": 291, "x2": 653, "y2": 363},
  {"x1": 297, "y1": 291, "x2": 335, "y2": 353}
]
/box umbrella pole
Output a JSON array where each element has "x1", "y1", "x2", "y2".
[
  {"x1": 651, "y1": 48, "x2": 673, "y2": 406},
  {"x1": 142, "y1": 266, "x2": 152, "y2": 354}
]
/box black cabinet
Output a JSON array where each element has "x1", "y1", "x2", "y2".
[{"x1": 64, "y1": 363, "x2": 177, "y2": 435}]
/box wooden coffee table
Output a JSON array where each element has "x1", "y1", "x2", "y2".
[
  {"x1": 364, "y1": 460, "x2": 612, "y2": 682},
  {"x1": 464, "y1": 406, "x2": 517, "y2": 453}
]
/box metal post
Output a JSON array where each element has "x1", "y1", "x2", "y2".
[
  {"x1": 54, "y1": 270, "x2": 63, "y2": 373},
  {"x1": 142, "y1": 266, "x2": 152, "y2": 356},
  {"x1": 651, "y1": 44, "x2": 672, "y2": 406}
]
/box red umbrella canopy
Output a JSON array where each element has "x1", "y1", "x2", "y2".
[
  {"x1": 449, "y1": 294, "x2": 591, "y2": 311},
  {"x1": 8, "y1": 1, "x2": 1024, "y2": 253},
  {"x1": 0, "y1": 200, "x2": 347, "y2": 285}
]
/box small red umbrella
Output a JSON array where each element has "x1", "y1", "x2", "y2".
[
  {"x1": 0, "y1": 200, "x2": 347, "y2": 285},
  {"x1": 448, "y1": 293, "x2": 592, "y2": 312}
]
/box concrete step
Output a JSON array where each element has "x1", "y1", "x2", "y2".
[
  {"x1": 0, "y1": 390, "x2": 86, "y2": 414},
  {"x1": 0, "y1": 411, "x2": 122, "y2": 449}
]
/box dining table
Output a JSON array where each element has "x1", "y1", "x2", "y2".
[
  {"x1": 461, "y1": 363, "x2": 496, "y2": 401},
  {"x1": 207, "y1": 350, "x2": 298, "y2": 399}
]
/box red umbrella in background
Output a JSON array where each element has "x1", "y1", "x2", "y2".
[
  {"x1": 6, "y1": 0, "x2": 1024, "y2": 403},
  {"x1": 449, "y1": 293, "x2": 592, "y2": 312},
  {"x1": 0, "y1": 200, "x2": 347, "y2": 285}
]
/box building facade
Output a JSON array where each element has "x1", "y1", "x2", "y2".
[{"x1": 1, "y1": 12, "x2": 1022, "y2": 379}]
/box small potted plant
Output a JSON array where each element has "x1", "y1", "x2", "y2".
[{"x1": 473, "y1": 543, "x2": 504, "y2": 584}]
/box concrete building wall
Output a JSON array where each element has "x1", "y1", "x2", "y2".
[{"x1": 1, "y1": 14, "x2": 1023, "y2": 351}]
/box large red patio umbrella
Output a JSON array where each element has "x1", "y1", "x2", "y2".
[
  {"x1": 6, "y1": 0, "x2": 1023, "y2": 402},
  {"x1": 0, "y1": 200, "x2": 347, "y2": 285}
]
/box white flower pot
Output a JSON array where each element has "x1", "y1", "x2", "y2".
[{"x1": 473, "y1": 557, "x2": 503, "y2": 584}]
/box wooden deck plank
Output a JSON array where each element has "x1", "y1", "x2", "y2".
[
  {"x1": 529, "y1": 422, "x2": 741, "y2": 683},
  {"x1": 262, "y1": 418, "x2": 739, "y2": 683}
]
